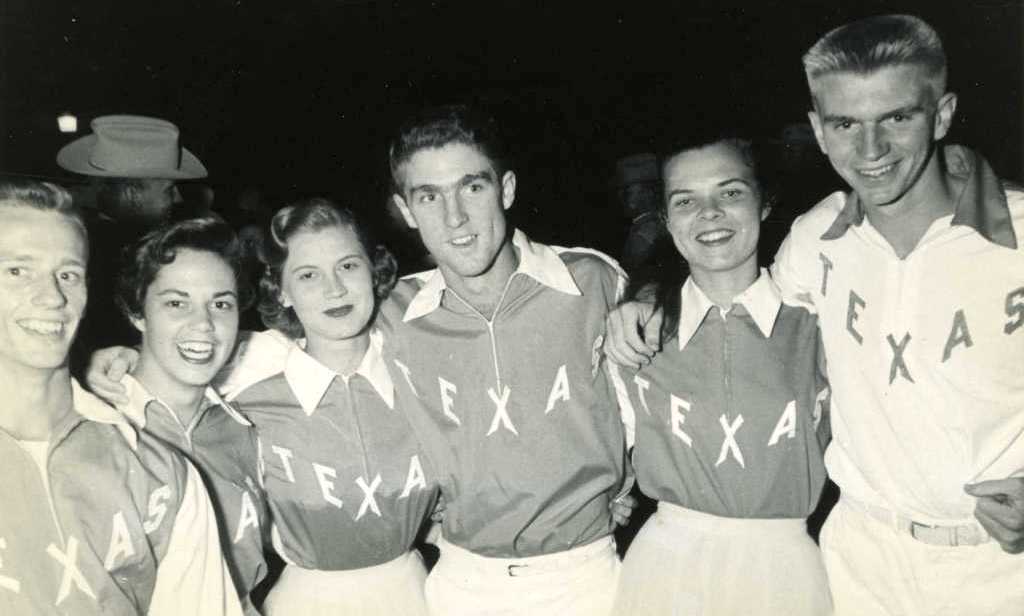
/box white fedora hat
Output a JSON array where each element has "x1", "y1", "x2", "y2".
[{"x1": 57, "y1": 115, "x2": 207, "y2": 179}]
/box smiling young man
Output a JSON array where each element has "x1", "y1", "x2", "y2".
[
  {"x1": 769, "y1": 15, "x2": 1024, "y2": 615},
  {"x1": 0, "y1": 181, "x2": 241, "y2": 616},
  {"x1": 603, "y1": 13, "x2": 1024, "y2": 616},
  {"x1": 379, "y1": 105, "x2": 631, "y2": 616}
]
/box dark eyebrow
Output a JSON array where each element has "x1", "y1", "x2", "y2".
[
  {"x1": 156, "y1": 289, "x2": 189, "y2": 297},
  {"x1": 212, "y1": 290, "x2": 238, "y2": 299},
  {"x1": 409, "y1": 170, "x2": 496, "y2": 195},
  {"x1": 666, "y1": 188, "x2": 694, "y2": 200},
  {"x1": 821, "y1": 113, "x2": 857, "y2": 124},
  {"x1": 717, "y1": 178, "x2": 754, "y2": 189},
  {"x1": 458, "y1": 171, "x2": 495, "y2": 186}
]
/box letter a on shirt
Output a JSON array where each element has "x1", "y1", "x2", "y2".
[
  {"x1": 544, "y1": 365, "x2": 571, "y2": 414},
  {"x1": 400, "y1": 455, "x2": 427, "y2": 498},
  {"x1": 104, "y1": 511, "x2": 135, "y2": 570}
]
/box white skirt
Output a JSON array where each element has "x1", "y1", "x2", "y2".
[
  {"x1": 263, "y1": 550, "x2": 429, "y2": 616},
  {"x1": 613, "y1": 503, "x2": 832, "y2": 616}
]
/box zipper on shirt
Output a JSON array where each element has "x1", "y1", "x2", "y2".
[
  {"x1": 42, "y1": 442, "x2": 68, "y2": 546},
  {"x1": 447, "y1": 273, "x2": 518, "y2": 391},
  {"x1": 722, "y1": 310, "x2": 733, "y2": 418},
  {"x1": 341, "y1": 377, "x2": 372, "y2": 480}
]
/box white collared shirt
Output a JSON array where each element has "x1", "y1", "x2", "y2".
[
  {"x1": 402, "y1": 229, "x2": 622, "y2": 322},
  {"x1": 283, "y1": 329, "x2": 395, "y2": 414},
  {"x1": 771, "y1": 147, "x2": 1024, "y2": 524},
  {"x1": 676, "y1": 268, "x2": 782, "y2": 351}
]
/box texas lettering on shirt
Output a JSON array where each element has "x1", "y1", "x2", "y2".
[
  {"x1": 0, "y1": 385, "x2": 186, "y2": 616},
  {"x1": 613, "y1": 273, "x2": 829, "y2": 519},
  {"x1": 771, "y1": 146, "x2": 1024, "y2": 522},
  {"x1": 376, "y1": 231, "x2": 630, "y2": 557},
  {"x1": 118, "y1": 376, "x2": 268, "y2": 607},
  {"x1": 233, "y1": 332, "x2": 440, "y2": 571}
]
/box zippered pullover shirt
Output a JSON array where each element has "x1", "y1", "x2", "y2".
[
  {"x1": 613, "y1": 271, "x2": 829, "y2": 518},
  {"x1": 117, "y1": 375, "x2": 268, "y2": 612},
  {"x1": 0, "y1": 380, "x2": 241, "y2": 616},
  {"x1": 232, "y1": 330, "x2": 441, "y2": 570}
]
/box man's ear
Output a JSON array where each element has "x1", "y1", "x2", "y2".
[
  {"x1": 933, "y1": 91, "x2": 958, "y2": 141},
  {"x1": 761, "y1": 204, "x2": 772, "y2": 222},
  {"x1": 392, "y1": 194, "x2": 418, "y2": 229},
  {"x1": 501, "y1": 171, "x2": 516, "y2": 211}
]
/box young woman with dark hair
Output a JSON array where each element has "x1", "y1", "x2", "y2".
[
  {"x1": 610, "y1": 137, "x2": 833, "y2": 615},
  {"x1": 114, "y1": 215, "x2": 269, "y2": 614}
]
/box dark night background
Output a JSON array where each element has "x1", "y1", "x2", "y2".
[
  {"x1": 1, "y1": 0, "x2": 1021, "y2": 263},
  {"x1": 0, "y1": 0, "x2": 1020, "y2": 569}
]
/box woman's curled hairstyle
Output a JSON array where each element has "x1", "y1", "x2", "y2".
[
  {"x1": 258, "y1": 197, "x2": 398, "y2": 339},
  {"x1": 116, "y1": 215, "x2": 252, "y2": 320}
]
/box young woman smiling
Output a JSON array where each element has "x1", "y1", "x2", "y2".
[
  {"x1": 231, "y1": 199, "x2": 441, "y2": 615},
  {"x1": 114, "y1": 216, "x2": 269, "y2": 615},
  {"x1": 609, "y1": 137, "x2": 832, "y2": 615}
]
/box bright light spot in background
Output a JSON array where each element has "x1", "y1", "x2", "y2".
[{"x1": 57, "y1": 113, "x2": 78, "y2": 133}]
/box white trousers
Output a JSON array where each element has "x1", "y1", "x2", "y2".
[
  {"x1": 822, "y1": 497, "x2": 1024, "y2": 616},
  {"x1": 425, "y1": 535, "x2": 620, "y2": 616},
  {"x1": 612, "y1": 503, "x2": 832, "y2": 616},
  {"x1": 263, "y1": 550, "x2": 429, "y2": 616}
]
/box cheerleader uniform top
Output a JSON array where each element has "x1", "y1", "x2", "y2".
[
  {"x1": 231, "y1": 329, "x2": 441, "y2": 570},
  {"x1": 612, "y1": 270, "x2": 830, "y2": 518},
  {"x1": 117, "y1": 375, "x2": 268, "y2": 614}
]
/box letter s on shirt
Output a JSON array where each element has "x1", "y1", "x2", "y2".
[{"x1": 143, "y1": 485, "x2": 173, "y2": 534}]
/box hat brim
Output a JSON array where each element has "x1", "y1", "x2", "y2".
[{"x1": 56, "y1": 135, "x2": 208, "y2": 180}]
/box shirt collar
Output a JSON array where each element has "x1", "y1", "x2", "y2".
[
  {"x1": 283, "y1": 328, "x2": 395, "y2": 415},
  {"x1": 117, "y1": 373, "x2": 252, "y2": 430},
  {"x1": 402, "y1": 229, "x2": 582, "y2": 321},
  {"x1": 677, "y1": 269, "x2": 781, "y2": 350},
  {"x1": 820, "y1": 145, "x2": 1018, "y2": 249},
  {"x1": 71, "y1": 379, "x2": 139, "y2": 449}
]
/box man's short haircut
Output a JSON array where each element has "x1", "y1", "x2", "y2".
[
  {"x1": 258, "y1": 197, "x2": 398, "y2": 339},
  {"x1": 803, "y1": 14, "x2": 947, "y2": 100},
  {"x1": 116, "y1": 215, "x2": 253, "y2": 320},
  {"x1": 387, "y1": 104, "x2": 509, "y2": 193},
  {"x1": 0, "y1": 179, "x2": 86, "y2": 235}
]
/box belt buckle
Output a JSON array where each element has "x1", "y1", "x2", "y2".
[
  {"x1": 507, "y1": 563, "x2": 527, "y2": 577},
  {"x1": 910, "y1": 521, "x2": 959, "y2": 546}
]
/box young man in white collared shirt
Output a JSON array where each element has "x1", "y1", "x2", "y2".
[{"x1": 605, "y1": 14, "x2": 1024, "y2": 616}]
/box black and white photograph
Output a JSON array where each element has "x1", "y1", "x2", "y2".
[{"x1": 0, "y1": 1, "x2": 1022, "y2": 614}]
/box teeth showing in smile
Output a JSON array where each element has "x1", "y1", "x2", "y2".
[
  {"x1": 177, "y1": 342, "x2": 214, "y2": 362},
  {"x1": 19, "y1": 319, "x2": 64, "y2": 336},
  {"x1": 450, "y1": 235, "x2": 476, "y2": 246},
  {"x1": 859, "y1": 163, "x2": 895, "y2": 178},
  {"x1": 696, "y1": 230, "x2": 734, "y2": 243}
]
